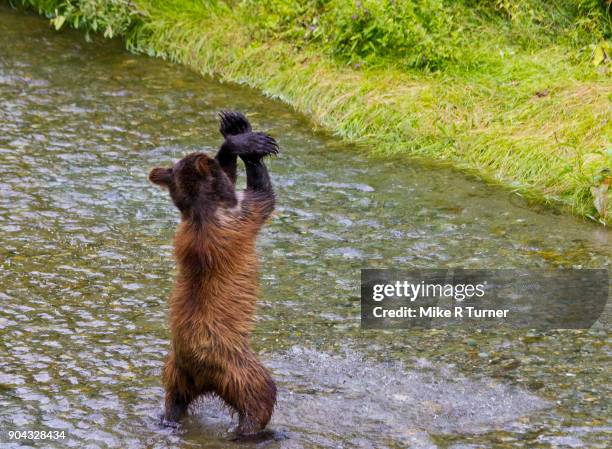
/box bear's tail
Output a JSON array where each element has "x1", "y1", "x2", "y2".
[{"x1": 218, "y1": 110, "x2": 252, "y2": 137}]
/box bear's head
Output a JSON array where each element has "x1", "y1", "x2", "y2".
[{"x1": 149, "y1": 152, "x2": 236, "y2": 217}]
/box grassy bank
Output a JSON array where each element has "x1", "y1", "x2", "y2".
[{"x1": 13, "y1": 0, "x2": 612, "y2": 223}]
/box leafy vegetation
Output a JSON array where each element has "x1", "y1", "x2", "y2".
[
  {"x1": 14, "y1": 0, "x2": 140, "y2": 38},
  {"x1": 241, "y1": 0, "x2": 610, "y2": 71},
  {"x1": 10, "y1": 0, "x2": 612, "y2": 223}
]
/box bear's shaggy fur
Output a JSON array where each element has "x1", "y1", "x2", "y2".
[{"x1": 149, "y1": 111, "x2": 278, "y2": 435}]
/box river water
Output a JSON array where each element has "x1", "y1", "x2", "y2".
[{"x1": 0, "y1": 4, "x2": 610, "y2": 448}]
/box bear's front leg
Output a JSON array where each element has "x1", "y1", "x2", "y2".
[
  {"x1": 215, "y1": 131, "x2": 277, "y2": 186},
  {"x1": 221, "y1": 132, "x2": 278, "y2": 163},
  {"x1": 215, "y1": 110, "x2": 278, "y2": 185}
]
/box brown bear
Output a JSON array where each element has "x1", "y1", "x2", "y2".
[{"x1": 149, "y1": 111, "x2": 278, "y2": 436}]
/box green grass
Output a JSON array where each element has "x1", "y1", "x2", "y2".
[{"x1": 12, "y1": 0, "x2": 612, "y2": 223}]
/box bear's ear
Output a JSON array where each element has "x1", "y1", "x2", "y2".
[
  {"x1": 149, "y1": 167, "x2": 172, "y2": 186},
  {"x1": 195, "y1": 154, "x2": 215, "y2": 178}
]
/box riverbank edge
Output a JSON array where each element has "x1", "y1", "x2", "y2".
[{"x1": 13, "y1": 1, "x2": 612, "y2": 224}]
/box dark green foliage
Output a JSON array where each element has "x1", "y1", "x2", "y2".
[
  {"x1": 15, "y1": 0, "x2": 141, "y2": 39},
  {"x1": 461, "y1": 0, "x2": 611, "y2": 45},
  {"x1": 15, "y1": 1, "x2": 611, "y2": 69},
  {"x1": 323, "y1": 0, "x2": 458, "y2": 70},
  {"x1": 239, "y1": 0, "x2": 611, "y2": 71},
  {"x1": 240, "y1": 0, "x2": 459, "y2": 69}
]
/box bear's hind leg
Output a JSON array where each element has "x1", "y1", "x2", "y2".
[
  {"x1": 163, "y1": 390, "x2": 190, "y2": 425},
  {"x1": 162, "y1": 351, "x2": 196, "y2": 425},
  {"x1": 216, "y1": 351, "x2": 277, "y2": 436}
]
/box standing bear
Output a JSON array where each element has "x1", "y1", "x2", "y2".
[{"x1": 149, "y1": 111, "x2": 278, "y2": 436}]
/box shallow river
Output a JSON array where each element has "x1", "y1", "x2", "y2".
[{"x1": 0, "y1": 4, "x2": 610, "y2": 449}]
